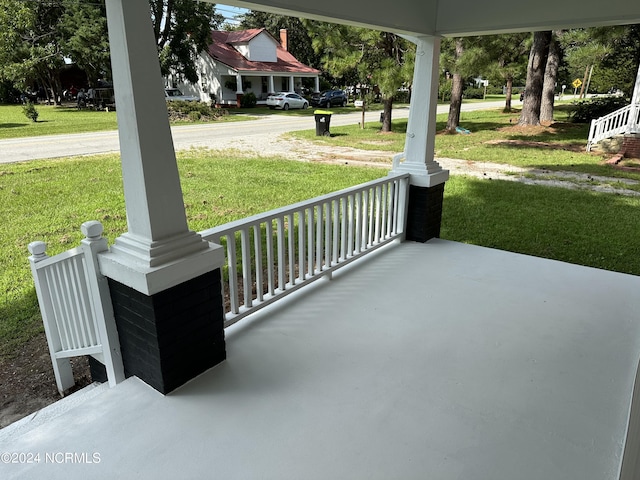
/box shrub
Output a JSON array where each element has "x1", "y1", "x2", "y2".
[
  {"x1": 166, "y1": 100, "x2": 227, "y2": 122},
  {"x1": 240, "y1": 91, "x2": 257, "y2": 108},
  {"x1": 22, "y1": 101, "x2": 39, "y2": 122},
  {"x1": 463, "y1": 87, "x2": 485, "y2": 99},
  {"x1": 393, "y1": 90, "x2": 411, "y2": 103},
  {"x1": 568, "y1": 96, "x2": 629, "y2": 123}
]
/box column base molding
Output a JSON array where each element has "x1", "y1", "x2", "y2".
[{"x1": 99, "y1": 239, "x2": 224, "y2": 296}]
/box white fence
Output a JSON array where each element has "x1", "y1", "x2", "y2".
[
  {"x1": 28, "y1": 221, "x2": 124, "y2": 396},
  {"x1": 200, "y1": 173, "x2": 410, "y2": 327},
  {"x1": 587, "y1": 103, "x2": 640, "y2": 151}
]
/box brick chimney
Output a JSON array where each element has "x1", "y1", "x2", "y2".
[{"x1": 279, "y1": 29, "x2": 288, "y2": 52}]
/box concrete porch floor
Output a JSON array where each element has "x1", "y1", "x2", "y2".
[{"x1": 2, "y1": 239, "x2": 640, "y2": 479}]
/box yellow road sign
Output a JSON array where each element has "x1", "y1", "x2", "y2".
[{"x1": 572, "y1": 79, "x2": 582, "y2": 89}]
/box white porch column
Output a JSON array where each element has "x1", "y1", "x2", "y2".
[
  {"x1": 393, "y1": 35, "x2": 449, "y2": 188},
  {"x1": 314, "y1": 76, "x2": 320, "y2": 93},
  {"x1": 268, "y1": 75, "x2": 275, "y2": 94},
  {"x1": 632, "y1": 63, "x2": 640, "y2": 105},
  {"x1": 393, "y1": 35, "x2": 449, "y2": 242},
  {"x1": 629, "y1": 63, "x2": 640, "y2": 134},
  {"x1": 289, "y1": 75, "x2": 295, "y2": 92},
  {"x1": 100, "y1": 0, "x2": 222, "y2": 295},
  {"x1": 235, "y1": 72, "x2": 243, "y2": 94}
]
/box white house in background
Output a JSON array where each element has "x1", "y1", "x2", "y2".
[{"x1": 170, "y1": 28, "x2": 321, "y2": 106}]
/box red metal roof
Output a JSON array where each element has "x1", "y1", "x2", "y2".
[{"x1": 208, "y1": 30, "x2": 320, "y2": 75}]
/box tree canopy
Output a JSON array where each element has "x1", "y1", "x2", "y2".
[
  {"x1": 151, "y1": 0, "x2": 224, "y2": 84},
  {"x1": 302, "y1": 20, "x2": 414, "y2": 131},
  {"x1": 0, "y1": 0, "x2": 223, "y2": 100}
]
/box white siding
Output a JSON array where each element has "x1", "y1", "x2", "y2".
[
  {"x1": 246, "y1": 32, "x2": 277, "y2": 62},
  {"x1": 172, "y1": 52, "x2": 238, "y2": 104}
]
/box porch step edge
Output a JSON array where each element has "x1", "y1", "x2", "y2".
[{"x1": 0, "y1": 381, "x2": 112, "y2": 443}]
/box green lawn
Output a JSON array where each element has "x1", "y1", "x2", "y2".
[{"x1": 442, "y1": 176, "x2": 640, "y2": 275}]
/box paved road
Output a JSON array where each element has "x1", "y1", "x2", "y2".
[{"x1": 0, "y1": 100, "x2": 508, "y2": 164}]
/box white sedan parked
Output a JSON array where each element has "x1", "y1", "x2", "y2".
[{"x1": 266, "y1": 92, "x2": 309, "y2": 110}]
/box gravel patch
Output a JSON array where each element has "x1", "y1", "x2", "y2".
[{"x1": 197, "y1": 134, "x2": 640, "y2": 196}]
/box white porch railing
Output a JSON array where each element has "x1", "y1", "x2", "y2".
[
  {"x1": 29, "y1": 175, "x2": 409, "y2": 389},
  {"x1": 587, "y1": 103, "x2": 640, "y2": 151},
  {"x1": 28, "y1": 221, "x2": 124, "y2": 396},
  {"x1": 200, "y1": 173, "x2": 410, "y2": 327}
]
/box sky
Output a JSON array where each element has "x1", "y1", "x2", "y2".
[{"x1": 216, "y1": 4, "x2": 250, "y2": 27}]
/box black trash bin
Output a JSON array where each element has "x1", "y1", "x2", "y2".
[{"x1": 314, "y1": 110, "x2": 332, "y2": 136}]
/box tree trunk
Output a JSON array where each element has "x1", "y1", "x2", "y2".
[
  {"x1": 579, "y1": 65, "x2": 589, "y2": 99},
  {"x1": 518, "y1": 31, "x2": 551, "y2": 126},
  {"x1": 446, "y1": 38, "x2": 464, "y2": 133},
  {"x1": 540, "y1": 34, "x2": 560, "y2": 124},
  {"x1": 381, "y1": 97, "x2": 393, "y2": 132},
  {"x1": 504, "y1": 76, "x2": 513, "y2": 112}
]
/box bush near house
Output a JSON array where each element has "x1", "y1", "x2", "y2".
[
  {"x1": 166, "y1": 100, "x2": 228, "y2": 122},
  {"x1": 240, "y1": 92, "x2": 257, "y2": 108}
]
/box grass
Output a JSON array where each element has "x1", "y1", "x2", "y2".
[
  {"x1": 0, "y1": 151, "x2": 385, "y2": 357},
  {"x1": 442, "y1": 176, "x2": 640, "y2": 275}
]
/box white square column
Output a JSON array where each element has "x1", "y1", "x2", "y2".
[
  {"x1": 393, "y1": 35, "x2": 449, "y2": 188},
  {"x1": 393, "y1": 35, "x2": 450, "y2": 242},
  {"x1": 100, "y1": 0, "x2": 223, "y2": 295}
]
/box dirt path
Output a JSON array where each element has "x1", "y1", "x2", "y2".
[{"x1": 209, "y1": 135, "x2": 640, "y2": 196}]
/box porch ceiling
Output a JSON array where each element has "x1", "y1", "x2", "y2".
[
  {"x1": 214, "y1": 0, "x2": 640, "y2": 36},
  {"x1": 3, "y1": 239, "x2": 640, "y2": 479}
]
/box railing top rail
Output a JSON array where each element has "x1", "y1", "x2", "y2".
[
  {"x1": 30, "y1": 246, "x2": 84, "y2": 269},
  {"x1": 200, "y1": 172, "x2": 409, "y2": 240},
  {"x1": 593, "y1": 103, "x2": 634, "y2": 123},
  {"x1": 592, "y1": 103, "x2": 640, "y2": 128}
]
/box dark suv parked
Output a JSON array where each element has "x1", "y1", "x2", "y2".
[{"x1": 311, "y1": 90, "x2": 348, "y2": 108}]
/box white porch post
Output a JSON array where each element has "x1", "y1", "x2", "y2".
[
  {"x1": 629, "y1": 63, "x2": 640, "y2": 134},
  {"x1": 100, "y1": 0, "x2": 226, "y2": 394},
  {"x1": 101, "y1": 0, "x2": 221, "y2": 294},
  {"x1": 632, "y1": 63, "x2": 640, "y2": 105},
  {"x1": 393, "y1": 35, "x2": 449, "y2": 187},
  {"x1": 314, "y1": 76, "x2": 320, "y2": 93},
  {"x1": 268, "y1": 75, "x2": 275, "y2": 94},
  {"x1": 289, "y1": 75, "x2": 295, "y2": 92},
  {"x1": 393, "y1": 35, "x2": 449, "y2": 242},
  {"x1": 235, "y1": 72, "x2": 243, "y2": 93}
]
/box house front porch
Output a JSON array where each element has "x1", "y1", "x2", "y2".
[{"x1": 3, "y1": 239, "x2": 640, "y2": 479}]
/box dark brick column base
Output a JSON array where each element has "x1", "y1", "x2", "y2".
[
  {"x1": 405, "y1": 183, "x2": 445, "y2": 243},
  {"x1": 88, "y1": 356, "x2": 108, "y2": 383},
  {"x1": 108, "y1": 270, "x2": 226, "y2": 394},
  {"x1": 622, "y1": 134, "x2": 640, "y2": 159}
]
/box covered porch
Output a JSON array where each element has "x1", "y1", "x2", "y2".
[
  {"x1": 4, "y1": 239, "x2": 640, "y2": 478},
  {"x1": 218, "y1": 72, "x2": 321, "y2": 105},
  {"x1": 5, "y1": 0, "x2": 640, "y2": 478}
]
